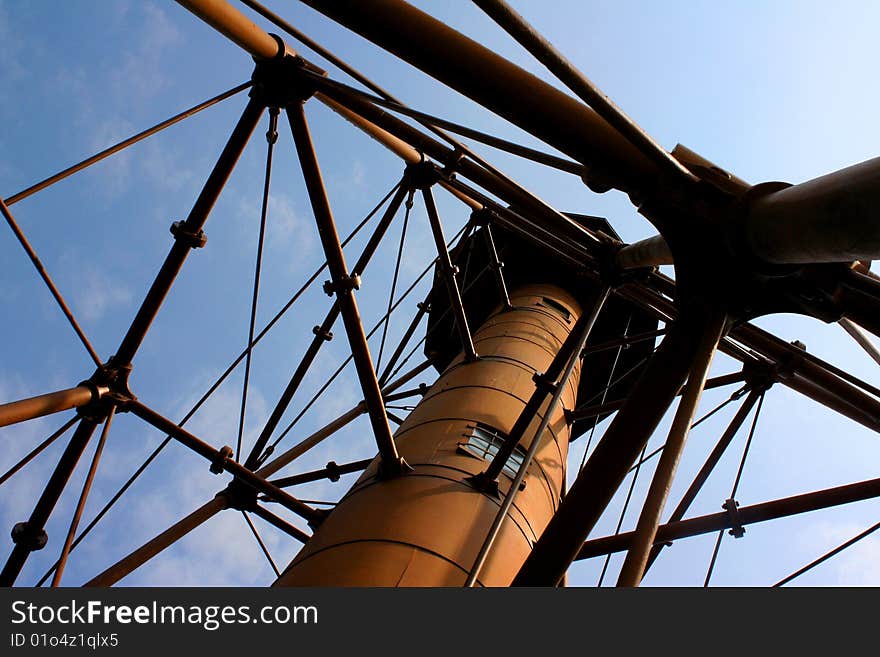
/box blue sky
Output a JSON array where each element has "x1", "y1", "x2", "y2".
[{"x1": 0, "y1": 0, "x2": 878, "y2": 586}]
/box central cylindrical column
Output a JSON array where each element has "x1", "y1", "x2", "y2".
[{"x1": 275, "y1": 284, "x2": 583, "y2": 586}]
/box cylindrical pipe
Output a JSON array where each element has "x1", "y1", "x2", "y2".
[
  {"x1": 276, "y1": 284, "x2": 584, "y2": 586},
  {"x1": 616, "y1": 235, "x2": 673, "y2": 269},
  {"x1": 840, "y1": 317, "x2": 880, "y2": 367},
  {"x1": 745, "y1": 156, "x2": 880, "y2": 264},
  {"x1": 0, "y1": 385, "x2": 102, "y2": 428},
  {"x1": 616, "y1": 310, "x2": 725, "y2": 586},
  {"x1": 465, "y1": 286, "x2": 610, "y2": 586},
  {"x1": 299, "y1": 0, "x2": 657, "y2": 196},
  {"x1": 175, "y1": 0, "x2": 282, "y2": 60}
]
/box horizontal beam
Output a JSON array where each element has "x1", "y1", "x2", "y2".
[
  {"x1": 0, "y1": 385, "x2": 105, "y2": 428},
  {"x1": 576, "y1": 475, "x2": 880, "y2": 560},
  {"x1": 746, "y1": 156, "x2": 880, "y2": 264}
]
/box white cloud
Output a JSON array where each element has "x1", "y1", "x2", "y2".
[
  {"x1": 68, "y1": 265, "x2": 133, "y2": 323},
  {"x1": 794, "y1": 520, "x2": 880, "y2": 586},
  {"x1": 110, "y1": 3, "x2": 183, "y2": 103}
]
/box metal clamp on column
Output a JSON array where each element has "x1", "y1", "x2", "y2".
[
  {"x1": 210, "y1": 445, "x2": 234, "y2": 475},
  {"x1": 722, "y1": 497, "x2": 746, "y2": 538},
  {"x1": 322, "y1": 274, "x2": 361, "y2": 296},
  {"x1": 312, "y1": 325, "x2": 334, "y2": 341},
  {"x1": 169, "y1": 220, "x2": 208, "y2": 249},
  {"x1": 10, "y1": 521, "x2": 48, "y2": 552}
]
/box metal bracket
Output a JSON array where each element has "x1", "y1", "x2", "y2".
[
  {"x1": 323, "y1": 274, "x2": 361, "y2": 297},
  {"x1": 722, "y1": 497, "x2": 746, "y2": 538},
  {"x1": 11, "y1": 521, "x2": 48, "y2": 552},
  {"x1": 170, "y1": 221, "x2": 208, "y2": 249},
  {"x1": 405, "y1": 161, "x2": 443, "y2": 190},
  {"x1": 210, "y1": 445, "x2": 233, "y2": 475},
  {"x1": 532, "y1": 371, "x2": 558, "y2": 395},
  {"x1": 312, "y1": 325, "x2": 334, "y2": 341}
]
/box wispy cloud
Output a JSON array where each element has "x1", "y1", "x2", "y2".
[
  {"x1": 110, "y1": 3, "x2": 183, "y2": 103},
  {"x1": 795, "y1": 520, "x2": 880, "y2": 586},
  {"x1": 68, "y1": 265, "x2": 134, "y2": 323}
]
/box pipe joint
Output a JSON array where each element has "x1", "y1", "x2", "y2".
[
  {"x1": 250, "y1": 51, "x2": 327, "y2": 108},
  {"x1": 11, "y1": 522, "x2": 48, "y2": 552}
]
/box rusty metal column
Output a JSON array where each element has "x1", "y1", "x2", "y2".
[{"x1": 275, "y1": 284, "x2": 584, "y2": 586}]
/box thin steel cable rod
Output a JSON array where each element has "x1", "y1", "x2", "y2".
[
  {"x1": 244, "y1": 180, "x2": 408, "y2": 469},
  {"x1": 625, "y1": 390, "x2": 746, "y2": 474},
  {"x1": 302, "y1": 71, "x2": 585, "y2": 175},
  {"x1": 112, "y1": 97, "x2": 264, "y2": 367},
  {"x1": 376, "y1": 187, "x2": 414, "y2": 373},
  {"x1": 1, "y1": 418, "x2": 99, "y2": 585},
  {"x1": 125, "y1": 399, "x2": 322, "y2": 524},
  {"x1": 704, "y1": 392, "x2": 765, "y2": 587},
  {"x1": 52, "y1": 407, "x2": 116, "y2": 586},
  {"x1": 265, "y1": 223, "x2": 472, "y2": 457},
  {"x1": 4, "y1": 82, "x2": 252, "y2": 206},
  {"x1": 773, "y1": 519, "x2": 880, "y2": 587},
  {"x1": 615, "y1": 311, "x2": 726, "y2": 586},
  {"x1": 464, "y1": 286, "x2": 611, "y2": 587},
  {"x1": 471, "y1": 0, "x2": 696, "y2": 184},
  {"x1": 239, "y1": 0, "x2": 593, "y2": 230},
  {"x1": 250, "y1": 505, "x2": 310, "y2": 543},
  {"x1": 34, "y1": 187, "x2": 396, "y2": 585},
  {"x1": 422, "y1": 186, "x2": 477, "y2": 361},
  {"x1": 256, "y1": 360, "x2": 434, "y2": 480},
  {"x1": 642, "y1": 389, "x2": 763, "y2": 575},
  {"x1": 579, "y1": 314, "x2": 632, "y2": 472},
  {"x1": 378, "y1": 298, "x2": 429, "y2": 387},
  {"x1": 598, "y1": 441, "x2": 648, "y2": 587},
  {"x1": 241, "y1": 510, "x2": 280, "y2": 578},
  {"x1": 236, "y1": 108, "x2": 279, "y2": 462},
  {"x1": 0, "y1": 416, "x2": 78, "y2": 488},
  {"x1": 0, "y1": 197, "x2": 102, "y2": 367},
  {"x1": 384, "y1": 256, "x2": 496, "y2": 385}
]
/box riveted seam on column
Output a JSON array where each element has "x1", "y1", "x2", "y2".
[
  {"x1": 281, "y1": 539, "x2": 488, "y2": 586},
  {"x1": 432, "y1": 354, "x2": 580, "y2": 401},
  {"x1": 394, "y1": 387, "x2": 569, "y2": 467},
  {"x1": 345, "y1": 460, "x2": 556, "y2": 525},
  {"x1": 326, "y1": 470, "x2": 542, "y2": 544}
]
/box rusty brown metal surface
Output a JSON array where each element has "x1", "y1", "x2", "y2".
[
  {"x1": 0, "y1": 385, "x2": 101, "y2": 429},
  {"x1": 276, "y1": 284, "x2": 583, "y2": 586}
]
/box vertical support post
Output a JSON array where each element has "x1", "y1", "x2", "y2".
[
  {"x1": 421, "y1": 186, "x2": 478, "y2": 361},
  {"x1": 616, "y1": 310, "x2": 726, "y2": 586},
  {"x1": 1, "y1": 418, "x2": 99, "y2": 585},
  {"x1": 285, "y1": 102, "x2": 404, "y2": 475},
  {"x1": 513, "y1": 313, "x2": 709, "y2": 586}
]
